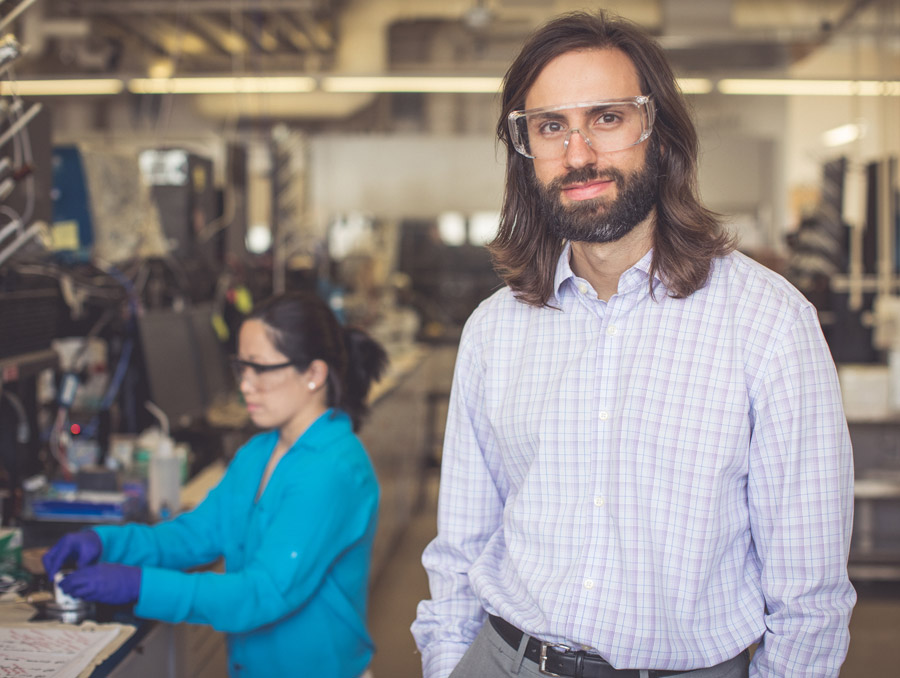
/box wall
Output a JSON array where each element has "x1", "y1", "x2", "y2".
[
  {"x1": 692, "y1": 93, "x2": 788, "y2": 248},
  {"x1": 309, "y1": 134, "x2": 506, "y2": 221}
]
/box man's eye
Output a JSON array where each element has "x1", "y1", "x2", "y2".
[
  {"x1": 537, "y1": 120, "x2": 566, "y2": 135},
  {"x1": 594, "y1": 112, "x2": 622, "y2": 126}
]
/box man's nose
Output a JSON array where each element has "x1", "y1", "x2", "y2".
[{"x1": 563, "y1": 129, "x2": 596, "y2": 167}]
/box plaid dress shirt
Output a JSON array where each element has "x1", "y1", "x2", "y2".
[{"x1": 412, "y1": 245, "x2": 856, "y2": 678}]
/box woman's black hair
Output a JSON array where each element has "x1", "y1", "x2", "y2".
[{"x1": 247, "y1": 292, "x2": 389, "y2": 431}]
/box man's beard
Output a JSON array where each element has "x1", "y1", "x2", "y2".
[{"x1": 535, "y1": 142, "x2": 660, "y2": 244}]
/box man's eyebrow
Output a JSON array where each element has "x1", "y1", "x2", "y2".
[
  {"x1": 531, "y1": 110, "x2": 567, "y2": 120},
  {"x1": 585, "y1": 101, "x2": 628, "y2": 112}
]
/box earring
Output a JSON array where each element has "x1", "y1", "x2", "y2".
[{"x1": 308, "y1": 382, "x2": 316, "y2": 390}]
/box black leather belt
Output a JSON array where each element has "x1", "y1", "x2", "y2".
[{"x1": 489, "y1": 615, "x2": 685, "y2": 678}]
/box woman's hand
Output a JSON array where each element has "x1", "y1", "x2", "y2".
[
  {"x1": 58, "y1": 563, "x2": 142, "y2": 605},
  {"x1": 42, "y1": 530, "x2": 102, "y2": 578}
]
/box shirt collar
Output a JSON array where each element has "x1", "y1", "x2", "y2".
[
  {"x1": 291, "y1": 408, "x2": 353, "y2": 450},
  {"x1": 551, "y1": 243, "x2": 664, "y2": 302},
  {"x1": 552, "y1": 242, "x2": 577, "y2": 299}
]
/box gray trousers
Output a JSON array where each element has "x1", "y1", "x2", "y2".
[{"x1": 449, "y1": 619, "x2": 750, "y2": 678}]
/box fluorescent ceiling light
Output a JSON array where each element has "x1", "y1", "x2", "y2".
[
  {"x1": 0, "y1": 79, "x2": 123, "y2": 95},
  {"x1": 1, "y1": 76, "x2": 897, "y2": 98},
  {"x1": 127, "y1": 76, "x2": 316, "y2": 94},
  {"x1": 437, "y1": 212, "x2": 467, "y2": 247},
  {"x1": 677, "y1": 78, "x2": 713, "y2": 94},
  {"x1": 469, "y1": 211, "x2": 500, "y2": 246},
  {"x1": 321, "y1": 76, "x2": 502, "y2": 93},
  {"x1": 246, "y1": 223, "x2": 272, "y2": 255},
  {"x1": 323, "y1": 75, "x2": 711, "y2": 94},
  {"x1": 717, "y1": 79, "x2": 900, "y2": 96},
  {"x1": 822, "y1": 122, "x2": 866, "y2": 147}
]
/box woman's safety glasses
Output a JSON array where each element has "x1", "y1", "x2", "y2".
[
  {"x1": 507, "y1": 96, "x2": 655, "y2": 160},
  {"x1": 230, "y1": 357, "x2": 297, "y2": 389}
]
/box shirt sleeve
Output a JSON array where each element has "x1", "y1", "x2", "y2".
[
  {"x1": 133, "y1": 451, "x2": 377, "y2": 633},
  {"x1": 746, "y1": 304, "x2": 856, "y2": 677},
  {"x1": 411, "y1": 319, "x2": 504, "y2": 678},
  {"x1": 94, "y1": 460, "x2": 234, "y2": 571}
]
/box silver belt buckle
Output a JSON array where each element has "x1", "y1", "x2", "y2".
[{"x1": 539, "y1": 641, "x2": 571, "y2": 677}]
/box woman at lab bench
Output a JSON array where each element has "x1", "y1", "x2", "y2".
[{"x1": 43, "y1": 291, "x2": 388, "y2": 678}]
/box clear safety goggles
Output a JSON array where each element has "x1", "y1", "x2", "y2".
[{"x1": 507, "y1": 95, "x2": 655, "y2": 160}]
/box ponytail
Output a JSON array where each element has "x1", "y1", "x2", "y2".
[{"x1": 340, "y1": 327, "x2": 389, "y2": 431}]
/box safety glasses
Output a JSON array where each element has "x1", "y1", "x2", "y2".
[{"x1": 507, "y1": 96, "x2": 655, "y2": 159}]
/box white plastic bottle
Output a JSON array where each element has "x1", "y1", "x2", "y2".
[{"x1": 148, "y1": 436, "x2": 182, "y2": 520}]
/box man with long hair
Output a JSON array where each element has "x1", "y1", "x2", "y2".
[{"x1": 412, "y1": 10, "x2": 855, "y2": 678}]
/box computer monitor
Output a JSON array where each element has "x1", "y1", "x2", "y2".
[
  {"x1": 187, "y1": 305, "x2": 234, "y2": 406},
  {"x1": 137, "y1": 304, "x2": 233, "y2": 428}
]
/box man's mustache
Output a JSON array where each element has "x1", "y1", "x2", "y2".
[{"x1": 551, "y1": 166, "x2": 625, "y2": 190}]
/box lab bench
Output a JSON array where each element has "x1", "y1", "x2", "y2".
[{"x1": 95, "y1": 620, "x2": 228, "y2": 678}]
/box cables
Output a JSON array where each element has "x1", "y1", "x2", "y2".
[
  {"x1": 44, "y1": 260, "x2": 141, "y2": 477},
  {"x1": 0, "y1": 220, "x2": 47, "y2": 267},
  {"x1": 0, "y1": 69, "x2": 41, "y2": 267},
  {"x1": 8, "y1": 96, "x2": 35, "y2": 227},
  {"x1": 1, "y1": 2, "x2": 42, "y2": 263},
  {"x1": 0, "y1": 389, "x2": 29, "y2": 444},
  {"x1": 0, "y1": 99, "x2": 40, "y2": 151},
  {"x1": 0, "y1": 0, "x2": 38, "y2": 33},
  {"x1": 0, "y1": 35, "x2": 22, "y2": 76},
  {"x1": 0, "y1": 205, "x2": 22, "y2": 245},
  {"x1": 76, "y1": 260, "x2": 140, "y2": 441},
  {"x1": 48, "y1": 374, "x2": 78, "y2": 480}
]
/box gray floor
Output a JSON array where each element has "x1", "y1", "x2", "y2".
[{"x1": 368, "y1": 471, "x2": 900, "y2": 677}]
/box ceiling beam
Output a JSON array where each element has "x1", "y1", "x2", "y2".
[
  {"x1": 280, "y1": 11, "x2": 333, "y2": 53},
  {"x1": 183, "y1": 15, "x2": 237, "y2": 57},
  {"x1": 97, "y1": 15, "x2": 171, "y2": 58},
  {"x1": 789, "y1": 0, "x2": 880, "y2": 63},
  {"x1": 263, "y1": 13, "x2": 304, "y2": 53},
  {"x1": 276, "y1": 12, "x2": 316, "y2": 53},
  {"x1": 210, "y1": 11, "x2": 274, "y2": 55}
]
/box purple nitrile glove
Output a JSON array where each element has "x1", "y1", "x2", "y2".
[
  {"x1": 58, "y1": 563, "x2": 142, "y2": 605},
  {"x1": 42, "y1": 530, "x2": 103, "y2": 579}
]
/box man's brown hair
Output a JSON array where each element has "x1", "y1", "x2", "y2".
[{"x1": 490, "y1": 10, "x2": 735, "y2": 307}]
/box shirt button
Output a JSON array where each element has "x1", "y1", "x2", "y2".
[
  {"x1": 606, "y1": 325, "x2": 617, "y2": 336},
  {"x1": 583, "y1": 579, "x2": 594, "y2": 590},
  {"x1": 578, "y1": 283, "x2": 589, "y2": 295},
  {"x1": 594, "y1": 496, "x2": 605, "y2": 507},
  {"x1": 598, "y1": 411, "x2": 609, "y2": 420}
]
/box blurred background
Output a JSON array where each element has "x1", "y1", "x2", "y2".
[{"x1": 0, "y1": 1, "x2": 898, "y2": 676}]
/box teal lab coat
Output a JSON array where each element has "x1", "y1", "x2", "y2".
[{"x1": 94, "y1": 409, "x2": 379, "y2": 678}]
